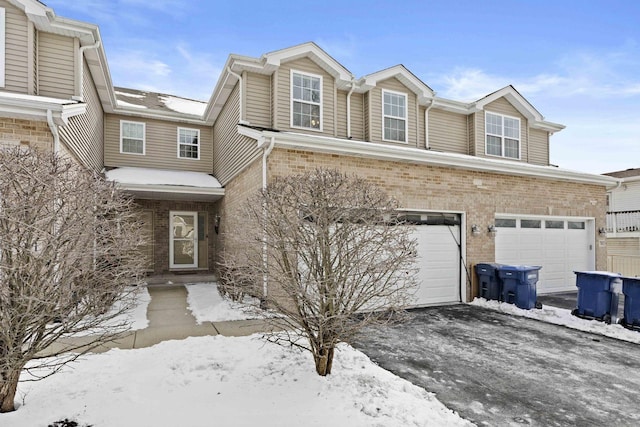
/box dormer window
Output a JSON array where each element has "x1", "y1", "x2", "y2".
[
  {"x1": 291, "y1": 70, "x2": 322, "y2": 130},
  {"x1": 383, "y1": 90, "x2": 407, "y2": 142},
  {"x1": 485, "y1": 112, "x2": 520, "y2": 159}
]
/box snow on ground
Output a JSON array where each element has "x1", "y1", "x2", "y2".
[
  {"x1": 127, "y1": 286, "x2": 151, "y2": 330},
  {"x1": 4, "y1": 335, "x2": 471, "y2": 427},
  {"x1": 185, "y1": 282, "x2": 263, "y2": 322},
  {"x1": 471, "y1": 297, "x2": 640, "y2": 344}
]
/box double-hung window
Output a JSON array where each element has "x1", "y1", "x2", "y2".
[
  {"x1": 383, "y1": 90, "x2": 407, "y2": 142},
  {"x1": 178, "y1": 127, "x2": 200, "y2": 159},
  {"x1": 485, "y1": 112, "x2": 520, "y2": 159},
  {"x1": 291, "y1": 71, "x2": 322, "y2": 130},
  {"x1": 120, "y1": 120, "x2": 145, "y2": 155}
]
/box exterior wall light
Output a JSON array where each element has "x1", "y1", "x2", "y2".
[
  {"x1": 214, "y1": 214, "x2": 221, "y2": 234},
  {"x1": 598, "y1": 227, "x2": 607, "y2": 236},
  {"x1": 471, "y1": 224, "x2": 480, "y2": 235},
  {"x1": 488, "y1": 224, "x2": 497, "y2": 234}
]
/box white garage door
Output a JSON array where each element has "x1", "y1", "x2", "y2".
[
  {"x1": 495, "y1": 217, "x2": 594, "y2": 294},
  {"x1": 411, "y1": 217, "x2": 461, "y2": 306}
]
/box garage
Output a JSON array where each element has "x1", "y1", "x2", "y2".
[
  {"x1": 407, "y1": 213, "x2": 462, "y2": 306},
  {"x1": 495, "y1": 216, "x2": 595, "y2": 293}
]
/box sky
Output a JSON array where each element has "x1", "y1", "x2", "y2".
[{"x1": 44, "y1": 0, "x2": 640, "y2": 175}]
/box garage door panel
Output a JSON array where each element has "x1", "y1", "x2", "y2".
[
  {"x1": 412, "y1": 224, "x2": 460, "y2": 306},
  {"x1": 496, "y1": 218, "x2": 594, "y2": 294}
]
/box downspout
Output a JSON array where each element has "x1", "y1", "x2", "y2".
[
  {"x1": 260, "y1": 136, "x2": 276, "y2": 301},
  {"x1": 424, "y1": 98, "x2": 436, "y2": 149},
  {"x1": 227, "y1": 67, "x2": 246, "y2": 124},
  {"x1": 47, "y1": 109, "x2": 60, "y2": 154},
  {"x1": 346, "y1": 79, "x2": 356, "y2": 138},
  {"x1": 75, "y1": 40, "x2": 101, "y2": 101}
]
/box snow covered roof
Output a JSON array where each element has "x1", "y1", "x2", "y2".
[
  {"x1": 106, "y1": 167, "x2": 224, "y2": 201},
  {"x1": 114, "y1": 87, "x2": 207, "y2": 118}
]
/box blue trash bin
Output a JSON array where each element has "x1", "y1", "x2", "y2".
[
  {"x1": 475, "y1": 263, "x2": 504, "y2": 301},
  {"x1": 498, "y1": 265, "x2": 542, "y2": 310},
  {"x1": 572, "y1": 271, "x2": 622, "y2": 323},
  {"x1": 621, "y1": 277, "x2": 640, "y2": 330}
]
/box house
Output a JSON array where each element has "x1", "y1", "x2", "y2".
[
  {"x1": 0, "y1": 0, "x2": 620, "y2": 305},
  {"x1": 604, "y1": 168, "x2": 640, "y2": 276}
]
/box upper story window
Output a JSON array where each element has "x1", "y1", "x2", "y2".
[
  {"x1": 291, "y1": 70, "x2": 322, "y2": 130},
  {"x1": 383, "y1": 90, "x2": 407, "y2": 142},
  {"x1": 120, "y1": 120, "x2": 145, "y2": 155},
  {"x1": 178, "y1": 127, "x2": 200, "y2": 159},
  {"x1": 485, "y1": 112, "x2": 520, "y2": 159}
]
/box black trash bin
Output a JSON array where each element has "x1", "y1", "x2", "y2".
[
  {"x1": 572, "y1": 271, "x2": 622, "y2": 324},
  {"x1": 621, "y1": 276, "x2": 640, "y2": 330},
  {"x1": 498, "y1": 265, "x2": 542, "y2": 310},
  {"x1": 475, "y1": 263, "x2": 504, "y2": 301}
]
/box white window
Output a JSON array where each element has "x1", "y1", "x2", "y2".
[
  {"x1": 383, "y1": 90, "x2": 407, "y2": 142},
  {"x1": 485, "y1": 112, "x2": 520, "y2": 159},
  {"x1": 0, "y1": 8, "x2": 5, "y2": 88},
  {"x1": 291, "y1": 70, "x2": 322, "y2": 130},
  {"x1": 178, "y1": 127, "x2": 200, "y2": 159},
  {"x1": 120, "y1": 121, "x2": 145, "y2": 154}
]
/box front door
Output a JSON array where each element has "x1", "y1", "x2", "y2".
[{"x1": 170, "y1": 211, "x2": 198, "y2": 269}]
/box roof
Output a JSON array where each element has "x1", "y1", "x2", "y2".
[
  {"x1": 114, "y1": 88, "x2": 207, "y2": 118},
  {"x1": 105, "y1": 167, "x2": 224, "y2": 201},
  {"x1": 604, "y1": 168, "x2": 640, "y2": 178}
]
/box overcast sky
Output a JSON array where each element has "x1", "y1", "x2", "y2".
[{"x1": 45, "y1": 0, "x2": 640, "y2": 175}]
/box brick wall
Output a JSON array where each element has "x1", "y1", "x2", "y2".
[
  {"x1": 0, "y1": 118, "x2": 53, "y2": 150},
  {"x1": 135, "y1": 199, "x2": 218, "y2": 274},
  {"x1": 267, "y1": 148, "x2": 608, "y2": 300}
]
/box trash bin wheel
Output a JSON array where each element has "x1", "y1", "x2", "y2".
[
  {"x1": 603, "y1": 314, "x2": 612, "y2": 325},
  {"x1": 571, "y1": 308, "x2": 578, "y2": 316}
]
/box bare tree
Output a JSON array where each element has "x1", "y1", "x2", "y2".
[
  {"x1": 220, "y1": 168, "x2": 418, "y2": 376},
  {"x1": 0, "y1": 147, "x2": 147, "y2": 413}
]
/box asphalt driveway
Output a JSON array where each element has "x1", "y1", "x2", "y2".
[{"x1": 354, "y1": 305, "x2": 640, "y2": 426}]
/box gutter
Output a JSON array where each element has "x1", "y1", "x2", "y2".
[
  {"x1": 46, "y1": 109, "x2": 60, "y2": 153},
  {"x1": 424, "y1": 98, "x2": 436, "y2": 149},
  {"x1": 346, "y1": 79, "x2": 356, "y2": 138},
  {"x1": 74, "y1": 40, "x2": 101, "y2": 101},
  {"x1": 258, "y1": 135, "x2": 276, "y2": 301},
  {"x1": 240, "y1": 126, "x2": 618, "y2": 187}
]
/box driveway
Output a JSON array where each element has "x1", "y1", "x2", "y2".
[{"x1": 354, "y1": 305, "x2": 640, "y2": 426}]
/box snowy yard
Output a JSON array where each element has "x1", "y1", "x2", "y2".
[{"x1": 3, "y1": 284, "x2": 471, "y2": 427}]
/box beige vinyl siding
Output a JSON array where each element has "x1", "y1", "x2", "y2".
[
  {"x1": 611, "y1": 181, "x2": 640, "y2": 212},
  {"x1": 475, "y1": 98, "x2": 528, "y2": 161},
  {"x1": 336, "y1": 89, "x2": 347, "y2": 138},
  {"x1": 105, "y1": 114, "x2": 213, "y2": 173},
  {"x1": 335, "y1": 89, "x2": 365, "y2": 140},
  {"x1": 245, "y1": 72, "x2": 271, "y2": 127},
  {"x1": 213, "y1": 82, "x2": 261, "y2": 185},
  {"x1": 528, "y1": 128, "x2": 549, "y2": 165},
  {"x1": 429, "y1": 109, "x2": 468, "y2": 154},
  {"x1": 607, "y1": 238, "x2": 640, "y2": 257},
  {"x1": 2, "y1": 1, "x2": 28, "y2": 92},
  {"x1": 368, "y1": 78, "x2": 418, "y2": 147},
  {"x1": 59, "y1": 59, "x2": 103, "y2": 172},
  {"x1": 468, "y1": 113, "x2": 476, "y2": 155},
  {"x1": 38, "y1": 32, "x2": 75, "y2": 98},
  {"x1": 275, "y1": 57, "x2": 335, "y2": 136},
  {"x1": 363, "y1": 92, "x2": 370, "y2": 141}
]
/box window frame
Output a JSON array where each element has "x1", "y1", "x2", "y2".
[
  {"x1": 290, "y1": 69, "x2": 323, "y2": 132},
  {"x1": 485, "y1": 111, "x2": 521, "y2": 160},
  {"x1": 120, "y1": 120, "x2": 146, "y2": 155},
  {"x1": 177, "y1": 127, "x2": 200, "y2": 160},
  {"x1": 382, "y1": 89, "x2": 408, "y2": 143}
]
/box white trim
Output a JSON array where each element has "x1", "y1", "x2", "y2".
[
  {"x1": 120, "y1": 120, "x2": 145, "y2": 155},
  {"x1": 0, "y1": 8, "x2": 5, "y2": 88},
  {"x1": 169, "y1": 211, "x2": 198, "y2": 269},
  {"x1": 290, "y1": 69, "x2": 323, "y2": 132},
  {"x1": 237, "y1": 125, "x2": 619, "y2": 187},
  {"x1": 485, "y1": 111, "x2": 521, "y2": 160},
  {"x1": 177, "y1": 127, "x2": 200, "y2": 160},
  {"x1": 382, "y1": 89, "x2": 408, "y2": 143}
]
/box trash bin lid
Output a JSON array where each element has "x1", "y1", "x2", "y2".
[
  {"x1": 573, "y1": 271, "x2": 621, "y2": 278},
  {"x1": 499, "y1": 265, "x2": 542, "y2": 272}
]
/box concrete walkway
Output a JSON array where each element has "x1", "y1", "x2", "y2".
[{"x1": 44, "y1": 284, "x2": 279, "y2": 356}]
